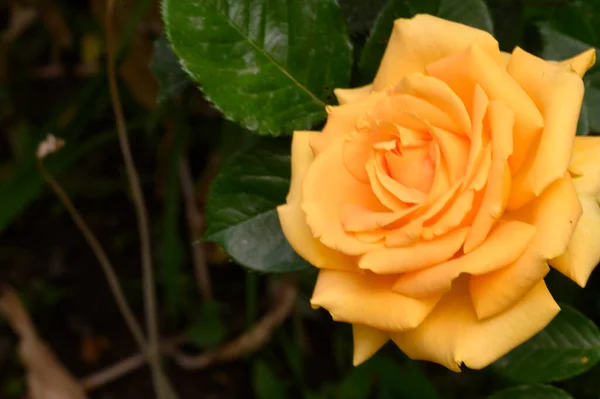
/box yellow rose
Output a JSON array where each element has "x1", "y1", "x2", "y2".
[{"x1": 277, "y1": 14, "x2": 599, "y2": 371}]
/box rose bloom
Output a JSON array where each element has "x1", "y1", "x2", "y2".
[{"x1": 277, "y1": 14, "x2": 600, "y2": 370}]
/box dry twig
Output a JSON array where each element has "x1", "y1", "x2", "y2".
[
  {"x1": 179, "y1": 158, "x2": 213, "y2": 300},
  {"x1": 105, "y1": 1, "x2": 169, "y2": 397},
  {"x1": 174, "y1": 281, "x2": 298, "y2": 369}
]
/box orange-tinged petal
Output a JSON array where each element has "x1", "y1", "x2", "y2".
[
  {"x1": 428, "y1": 124, "x2": 470, "y2": 183},
  {"x1": 372, "y1": 152, "x2": 428, "y2": 204},
  {"x1": 386, "y1": 147, "x2": 434, "y2": 193},
  {"x1": 550, "y1": 195, "x2": 600, "y2": 287},
  {"x1": 391, "y1": 277, "x2": 559, "y2": 371},
  {"x1": 359, "y1": 227, "x2": 468, "y2": 274},
  {"x1": 376, "y1": 93, "x2": 460, "y2": 133},
  {"x1": 373, "y1": 14, "x2": 503, "y2": 90},
  {"x1": 393, "y1": 221, "x2": 536, "y2": 298},
  {"x1": 393, "y1": 74, "x2": 472, "y2": 134},
  {"x1": 570, "y1": 136, "x2": 600, "y2": 199},
  {"x1": 472, "y1": 176, "x2": 580, "y2": 318},
  {"x1": 310, "y1": 92, "x2": 384, "y2": 155},
  {"x1": 334, "y1": 84, "x2": 374, "y2": 105},
  {"x1": 310, "y1": 269, "x2": 440, "y2": 331},
  {"x1": 509, "y1": 175, "x2": 582, "y2": 260},
  {"x1": 342, "y1": 204, "x2": 412, "y2": 232},
  {"x1": 428, "y1": 46, "x2": 543, "y2": 139},
  {"x1": 303, "y1": 138, "x2": 386, "y2": 255},
  {"x1": 464, "y1": 101, "x2": 514, "y2": 252},
  {"x1": 469, "y1": 248, "x2": 549, "y2": 319},
  {"x1": 352, "y1": 324, "x2": 389, "y2": 366},
  {"x1": 422, "y1": 189, "x2": 474, "y2": 239},
  {"x1": 428, "y1": 46, "x2": 543, "y2": 174},
  {"x1": 278, "y1": 204, "x2": 357, "y2": 271},
  {"x1": 559, "y1": 48, "x2": 596, "y2": 77},
  {"x1": 507, "y1": 47, "x2": 584, "y2": 209},
  {"x1": 462, "y1": 85, "x2": 489, "y2": 190},
  {"x1": 286, "y1": 131, "x2": 319, "y2": 204}
]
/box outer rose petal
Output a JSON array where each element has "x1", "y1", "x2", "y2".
[
  {"x1": 393, "y1": 221, "x2": 536, "y2": 298},
  {"x1": 310, "y1": 93, "x2": 384, "y2": 155},
  {"x1": 391, "y1": 278, "x2": 560, "y2": 371},
  {"x1": 570, "y1": 136, "x2": 600, "y2": 198},
  {"x1": 358, "y1": 228, "x2": 469, "y2": 274},
  {"x1": 550, "y1": 196, "x2": 600, "y2": 287},
  {"x1": 334, "y1": 84, "x2": 373, "y2": 105},
  {"x1": 471, "y1": 175, "x2": 581, "y2": 318},
  {"x1": 549, "y1": 136, "x2": 600, "y2": 286},
  {"x1": 278, "y1": 131, "x2": 357, "y2": 271},
  {"x1": 352, "y1": 324, "x2": 388, "y2": 366},
  {"x1": 310, "y1": 269, "x2": 440, "y2": 331},
  {"x1": 559, "y1": 48, "x2": 596, "y2": 77},
  {"x1": 373, "y1": 14, "x2": 504, "y2": 90},
  {"x1": 278, "y1": 204, "x2": 356, "y2": 271},
  {"x1": 507, "y1": 47, "x2": 586, "y2": 208},
  {"x1": 285, "y1": 131, "x2": 319, "y2": 204}
]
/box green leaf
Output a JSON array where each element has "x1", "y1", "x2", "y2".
[
  {"x1": 150, "y1": 34, "x2": 192, "y2": 105},
  {"x1": 162, "y1": 0, "x2": 352, "y2": 136},
  {"x1": 493, "y1": 304, "x2": 600, "y2": 383},
  {"x1": 339, "y1": 0, "x2": 389, "y2": 35},
  {"x1": 538, "y1": 22, "x2": 600, "y2": 135},
  {"x1": 187, "y1": 301, "x2": 226, "y2": 348},
  {"x1": 359, "y1": 0, "x2": 492, "y2": 81},
  {"x1": 253, "y1": 360, "x2": 289, "y2": 399},
  {"x1": 437, "y1": 0, "x2": 493, "y2": 33},
  {"x1": 487, "y1": 385, "x2": 573, "y2": 399},
  {"x1": 363, "y1": 356, "x2": 440, "y2": 399},
  {"x1": 205, "y1": 136, "x2": 310, "y2": 273}
]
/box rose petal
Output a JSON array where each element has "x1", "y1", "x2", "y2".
[
  {"x1": 393, "y1": 74, "x2": 472, "y2": 134},
  {"x1": 375, "y1": 93, "x2": 460, "y2": 133},
  {"x1": 303, "y1": 138, "x2": 386, "y2": 255},
  {"x1": 507, "y1": 47, "x2": 584, "y2": 208},
  {"x1": 469, "y1": 248, "x2": 550, "y2": 320},
  {"x1": 310, "y1": 92, "x2": 384, "y2": 155},
  {"x1": 352, "y1": 324, "x2": 389, "y2": 366},
  {"x1": 464, "y1": 101, "x2": 514, "y2": 252},
  {"x1": 428, "y1": 46, "x2": 543, "y2": 174},
  {"x1": 428, "y1": 124, "x2": 470, "y2": 183},
  {"x1": 372, "y1": 152, "x2": 428, "y2": 203},
  {"x1": 278, "y1": 204, "x2": 357, "y2": 271},
  {"x1": 471, "y1": 175, "x2": 581, "y2": 318},
  {"x1": 373, "y1": 14, "x2": 503, "y2": 90},
  {"x1": 393, "y1": 221, "x2": 536, "y2": 298},
  {"x1": 391, "y1": 277, "x2": 559, "y2": 371},
  {"x1": 385, "y1": 146, "x2": 434, "y2": 193},
  {"x1": 509, "y1": 175, "x2": 582, "y2": 260},
  {"x1": 550, "y1": 195, "x2": 600, "y2": 287},
  {"x1": 334, "y1": 84, "x2": 374, "y2": 105},
  {"x1": 310, "y1": 269, "x2": 440, "y2": 331},
  {"x1": 359, "y1": 227, "x2": 468, "y2": 274},
  {"x1": 422, "y1": 189, "x2": 474, "y2": 239},
  {"x1": 286, "y1": 131, "x2": 319, "y2": 204},
  {"x1": 570, "y1": 136, "x2": 600, "y2": 198},
  {"x1": 558, "y1": 48, "x2": 596, "y2": 78}
]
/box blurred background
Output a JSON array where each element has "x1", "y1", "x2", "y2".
[{"x1": 2, "y1": 0, "x2": 600, "y2": 398}]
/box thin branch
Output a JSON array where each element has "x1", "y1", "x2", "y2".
[
  {"x1": 81, "y1": 334, "x2": 187, "y2": 392},
  {"x1": 179, "y1": 158, "x2": 212, "y2": 300},
  {"x1": 174, "y1": 280, "x2": 297, "y2": 369},
  {"x1": 37, "y1": 159, "x2": 148, "y2": 355},
  {"x1": 105, "y1": 1, "x2": 170, "y2": 397}
]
